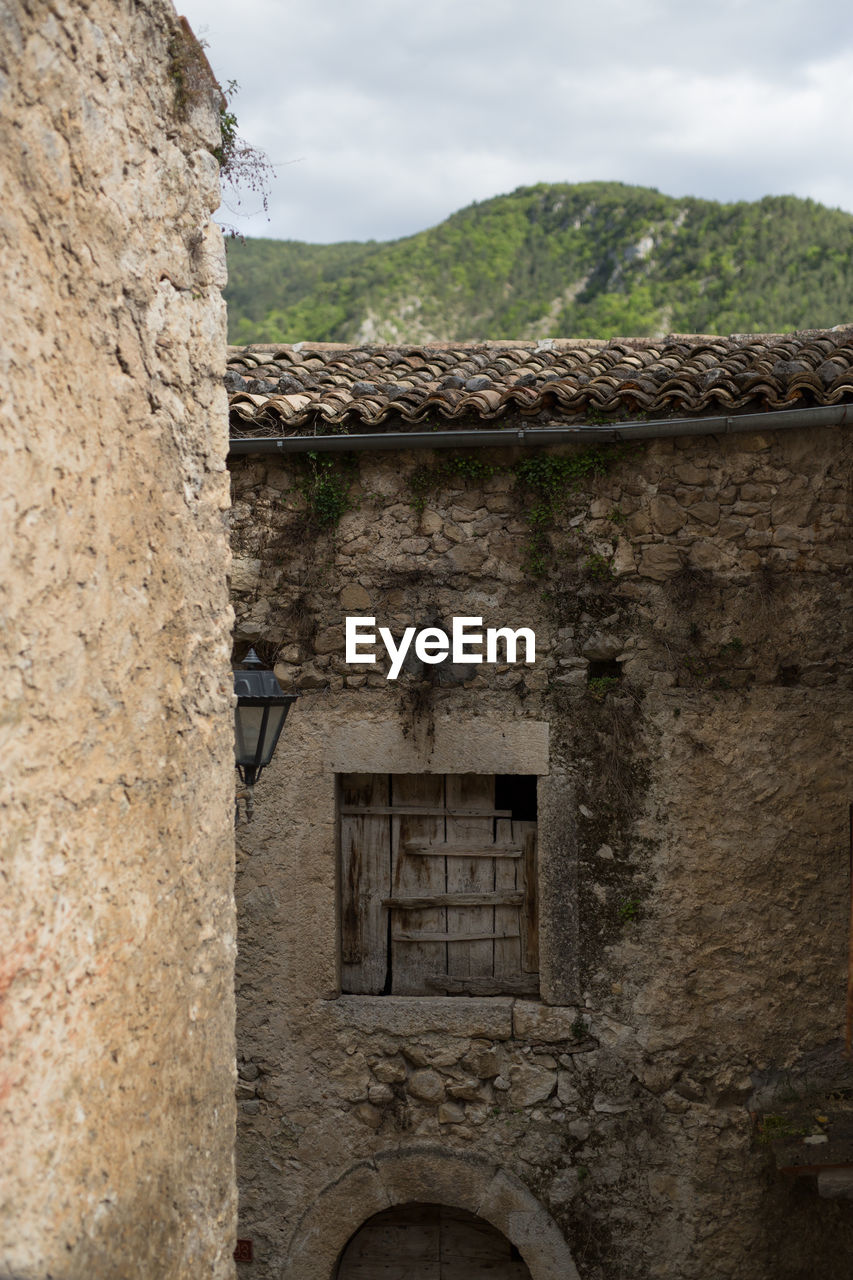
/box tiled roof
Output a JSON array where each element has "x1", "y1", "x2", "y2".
[{"x1": 227, "y1": 329, "x2": 853, "y2": 436}]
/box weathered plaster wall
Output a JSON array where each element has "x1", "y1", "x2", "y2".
[
  {"x1": 230, "y1": 423, "x2": 852, "y2": 1280},
  {"x1": 0, "y1": 4, "x2": 235, "y2": 1277}
]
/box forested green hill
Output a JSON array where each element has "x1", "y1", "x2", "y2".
[{"x1": 224, "y1": 182, "x2": 853, "y2": 344}]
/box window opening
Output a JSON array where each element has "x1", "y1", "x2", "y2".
[
  {"x1": 340, "y1": 773, "x2": 539, "y2": 996},
  {"x1": 494, "y1": 774, "x2": 538, "y2": 822}
]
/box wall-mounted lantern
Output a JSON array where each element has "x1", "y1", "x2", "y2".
[{"x1": 234, "y1": 649, "x2": 297, "y2": 821}]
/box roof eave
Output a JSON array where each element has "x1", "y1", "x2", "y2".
[{"x1": 228, "y1": 401, "x2": 852, "y2": 456}]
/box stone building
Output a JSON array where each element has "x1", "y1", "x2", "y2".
[
  {"x1": 1, "y1": 5, "x2": 235, "y2": 1277},
  {"x1": 227, "y1": 331, "x2": 852, "y2": 1279}
]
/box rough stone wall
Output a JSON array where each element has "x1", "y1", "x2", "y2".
[
  {"x1": 230, "y1": 422, "x2": 852, "y2": 1280},
  {"x1": 0, "y1": 4, "x2": 235, "y2": 1278}
]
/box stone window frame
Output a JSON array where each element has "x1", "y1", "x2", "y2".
[{"x1": 325, "y1": 719, "x2": 578, "y2": 1007}]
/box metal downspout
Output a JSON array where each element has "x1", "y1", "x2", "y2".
[{"x1": 228, "y1": 402, "x2": 850, "y2": 456}]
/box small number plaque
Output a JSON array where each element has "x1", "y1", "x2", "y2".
[{"x1": 234, "y1": 1239, "x2": 253, "y2": 1263}]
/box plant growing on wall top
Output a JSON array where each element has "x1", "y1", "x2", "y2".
[
  {"x1": 405, "y1": 444, "x2": 623, "y2": 577},
  {"x1": 407, "y1": 454, "x2": 498, "y2": 514},
  {"x1": 168, "y1": 18, "x2": 274, "y2": 237},
  {"x1": 513, "y1": 446, "x2": 621, "y2": 577},
  {"x1": 215, "y1": 79, "x2": 276, "y2": 234},
  {"x1": 296, "y1": 452, "x2": 357, "y2": 528}
]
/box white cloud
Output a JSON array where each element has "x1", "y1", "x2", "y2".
[{"x1": 181, "y1": 0, "x2": 853, "y2": 242}]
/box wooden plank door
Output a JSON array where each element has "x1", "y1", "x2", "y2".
[
  {"x1": 336, "y1": 1204, "x2": 532, "y2": 1279},
  {"x1": 336, "y1": 1203, "x2": 440, "y2": 1279},
  {"x1": 440, "y1": 1206, "x2": 532, "y2": 1278}
]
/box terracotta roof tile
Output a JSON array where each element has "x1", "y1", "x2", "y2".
[{"x1": 227, "y1": 329, "x2": 853, "y2": 436}]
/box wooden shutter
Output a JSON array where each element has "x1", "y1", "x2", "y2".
[
  {"x1": 340, "y1": 773, "x2": 390, "y2": 994},
  {"x1": 390, "y1": 774, "x2": 446, "y2": 995},
  {"x1": 340, "y1": 773, "x2": 538, "y2": 996},
  {"x1": 444, "y1": 774, "x2": 503, "y2": 984}
]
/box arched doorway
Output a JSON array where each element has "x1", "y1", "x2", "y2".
[
  {"x1": 285, "y1": 1147, "x2": 579, "y2": 1279},
  {"x1": 336, "y1": 1202, "x2": 533, "y2": 1279}
]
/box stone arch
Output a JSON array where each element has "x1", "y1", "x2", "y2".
[{"x1": 284, "y1": 1145, "x2": 579, "y2": 1280}]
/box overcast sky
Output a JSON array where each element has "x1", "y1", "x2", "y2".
[{"x1": 178, "y1": 0, "x2": 853, "y2": 244}]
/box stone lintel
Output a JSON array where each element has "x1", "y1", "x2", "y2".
[{"x1": 325, "y1": 719, "x2": 549, "y2": 775}]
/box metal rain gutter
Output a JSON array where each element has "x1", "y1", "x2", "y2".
[{"x1": 228, "y1": 402, "x2": 850, "y2": 456}]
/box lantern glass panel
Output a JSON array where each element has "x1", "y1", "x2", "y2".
[
  {"x1": 234, "y1": 704, "x2": 265, "y2": 765},
  {"x1": 234, "y1": 702, "x2": 290, "y2": 769},
  {"x1": 257, "y1": 703, "x2": 287, "y2": 766}
]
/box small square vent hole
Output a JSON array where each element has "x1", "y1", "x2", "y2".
[{"x1": 588, "y1": 659, "x2": 622, "y2": 681}]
